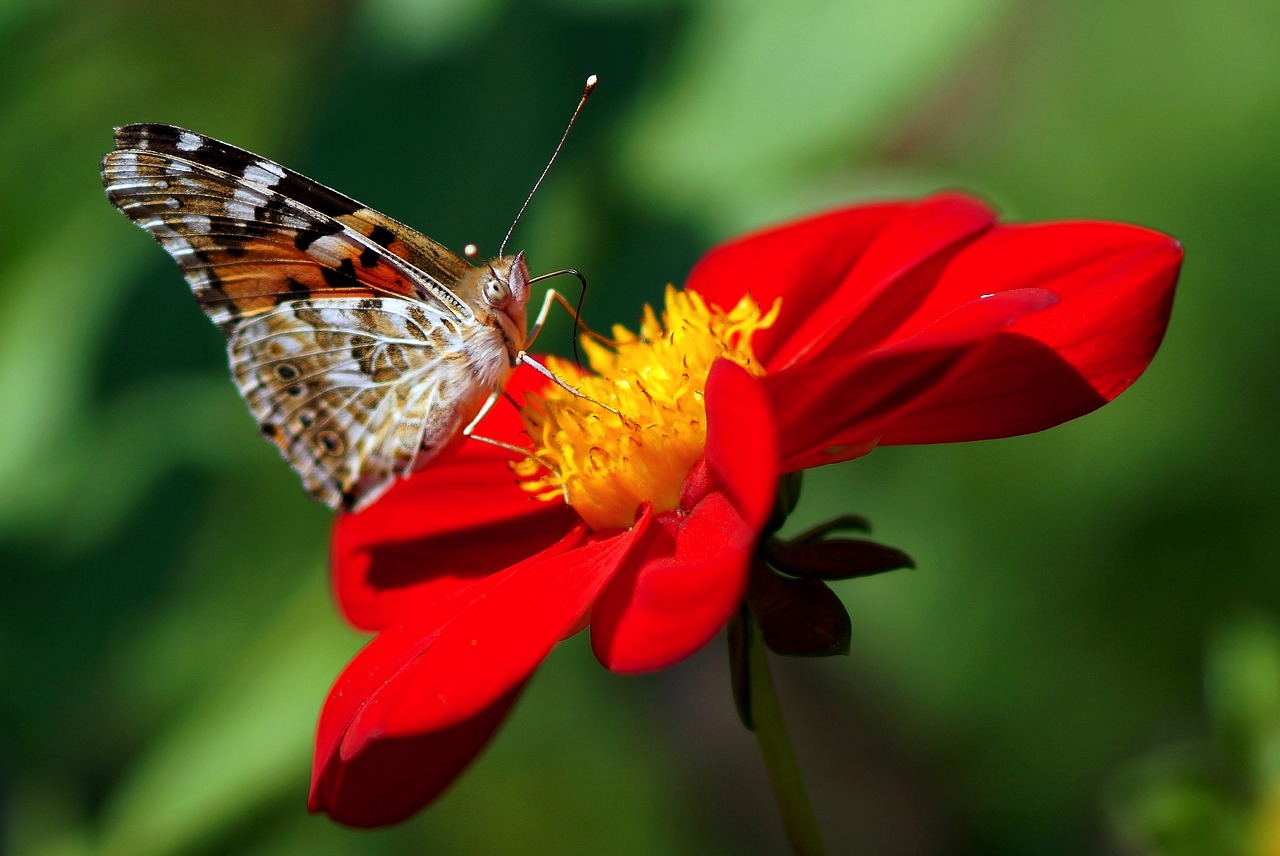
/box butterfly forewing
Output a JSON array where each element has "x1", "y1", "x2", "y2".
[
  {"x1": 102, "y1": 126, "x2": 475, "y2": 328},
  {"x1": 102, "y1": 124, "x2": 522, "y2": 511}
]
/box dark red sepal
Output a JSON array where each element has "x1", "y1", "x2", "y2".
[
  {"x1": 727, "y1": 606, "x2": 754, "y2": 730},
  {"x1": 765, "y1": 536, "x2": 915, "y2": 580},
  {"x1": 746, "y1": 561, "x2": 851, "y2": 658}
]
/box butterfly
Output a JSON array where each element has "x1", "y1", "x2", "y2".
[{"x1": 101, "y1": 122, "x2": 575, "y2": 512}]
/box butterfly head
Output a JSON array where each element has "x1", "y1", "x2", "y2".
[{"x1": 475, "y1": 251, "x2": 532, "y2": 349}]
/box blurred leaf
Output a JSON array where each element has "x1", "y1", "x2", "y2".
[
  {"x1": 355, "y1": 0, "x2": 503, "y2": 59},
  {"x1": 43, "y1": 377, "x2": 262, "y2": 555},
  {"x1": 1206, "y1": 618, "x2": 1280, "y2": 787},
  {"x1": 9, "y1": 776, "x2": 95, "y2": 856},
  {"x1": 1109, "y1": 752, "x2": 1246, "y2": 856},
  {"x1": 0, "y1": 0, "x2": 54, "y2": 34},
  {"x1": 552, "y1": 0, "x2": 674, "y2": 11},
  {"x1": 95, "y1": 576, "x2": 360, "y2": 856},
  {"x1": 0, "y1": 212, "x2": 125, "y2": 529},
  {"x1": 1107, "y1": 617, "x2": 1280, "y2": 855},
  {"x1": 619, "y1": 0, "x2": 1003, "y2": 229}
]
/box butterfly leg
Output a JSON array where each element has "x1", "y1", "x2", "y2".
[
  {"x1": 516, "y1": 352, "x2": 638, "y2": 427},
  {"x1": 524, "y1": 288, "x2": 626, "y2": 351},
  {"x1": 460, "y1": 389, "x2": 553, "y2": 464}
]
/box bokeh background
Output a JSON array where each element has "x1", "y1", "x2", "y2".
[{"x1": 4, "y1": 0, "x2": 1280, "y2": 853}]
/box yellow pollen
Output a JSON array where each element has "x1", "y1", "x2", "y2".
[{"x1": 514, "y1": 286, "x2": 779, "y2": 531}]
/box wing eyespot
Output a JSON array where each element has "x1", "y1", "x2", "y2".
[
  {"x1": 317, "y1": 430, "x2": 344, "y2": 456},
  {"x1": 275, "y1": 363, "x2": 300, "y2": 381}
]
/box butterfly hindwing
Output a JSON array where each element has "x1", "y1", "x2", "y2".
[{"x1": 230, "y1": 296, "x2": 487, "y2": 511}]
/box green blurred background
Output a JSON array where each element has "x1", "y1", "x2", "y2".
[{"x1": 4, "y1": 0, "x2": 1279, "y2": 853}]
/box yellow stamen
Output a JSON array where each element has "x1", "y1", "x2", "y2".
[{"x1": 514, "y1": 286, "x2": 780, "y2": 531}]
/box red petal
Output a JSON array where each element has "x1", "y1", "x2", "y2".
[
  {"x1": 591, "y1": 496, "x2": 756, "y2": 673},
  {"x1": 771, "y1": 350, "x2": 977, "y2": 471},
  {"x1": 686, "y1": 201, "x2": 907, "y2": 362},
  {"x1": 592, "y1": 363, "x2": 776, "y2": 673},
  {"x1": 331, "y1": 364, "x2": 579, "y2": 632},
  {"x1": 766, "y1": 195, "x2": 996, "y2": 369},
  {"x1": 685, "y1": 195, "x2": 994, "y2": 368},
  {"x1": 698, "y1": 360, "x2": 779, "y2": 530},
  {"x1": 767, "y1": 288, "x2": 1059, "y2": 469},
  {"x1": 309, "y1": 683, "x2": 523, "y2": 827},
  {"x1": 315, "y1": 522, "x2": 641, "y2": 782},
  {"x1": 762, "y1": 221, "x2": 1181, "y2": 465},
  {"x1": 876, "y1": 222, "x2": 1182, "y2": 444},
  {"x1": 331, "y1": 457, "x2": 579, "y2": 633}
]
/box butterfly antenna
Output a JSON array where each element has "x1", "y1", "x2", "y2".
[{"x1": 498, "y1": 74, "x2": 597, "y2": 257}]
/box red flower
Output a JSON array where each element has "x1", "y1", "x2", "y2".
[{"x1": 309, "y1": 193, "x2": 1181, "y2": 826}]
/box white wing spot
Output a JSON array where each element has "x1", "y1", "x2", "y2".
[
  {"x1": 177, "y1": 131, "x2": 203, "y2": 152},
  {"x1": 244, "y1": 161, "x2": 286, "y2": 186},
  {"x1": 226, "y1": 186, "x2": 267, "y2": 221},
  {"x1": 225, "y1": 199, "x2": 256, "y2": 221},
  {"x1": 306, "y1": 234, "x2": 349, "y2": 265},
  {"x1": 165, "y1": 236, "x2": 195, "y2": 255},
  {"x1": 184, "y1": 214, "x2": 212, "y2": 233},
  {"x1": 168, "y1": 162, "x2": 192, "y2": 174},
  {"x1": 164, "y1": 197, "x2": 181, "y2": 209}
]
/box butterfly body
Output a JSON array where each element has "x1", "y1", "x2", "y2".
[{"x1": 102, "y1": 124, "x2": 532, "y2": 511}]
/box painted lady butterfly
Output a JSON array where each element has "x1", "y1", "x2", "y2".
[{"x1": 101, "y1": 89, "x2": 594, "y2": 512}]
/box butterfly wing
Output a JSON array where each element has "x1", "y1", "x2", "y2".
[
  {"x1": 102, "y1": 124, "x2": 476, "y2": 330},
  {"x1": 233, "y1": 297, "x2": 490, "y2": 511},
  {"x1": 102, "y1": 125, "x2": 506, "y2": 510}
]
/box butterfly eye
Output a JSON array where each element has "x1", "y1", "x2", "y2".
[{"x1": 484, "y1": 277, "x2": 511, "y2": 307}]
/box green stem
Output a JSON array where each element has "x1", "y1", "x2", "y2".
[{"x1": 745, "y1": 611, "x2": 828, "y2": 856}]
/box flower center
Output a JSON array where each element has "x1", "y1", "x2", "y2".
[{"x1": 514, "y1": 286, "x2": 779, "y2": 531}]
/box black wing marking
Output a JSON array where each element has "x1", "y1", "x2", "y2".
[{"x1": 113, "y1": 124, "x2": 474, "y2": 292}]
